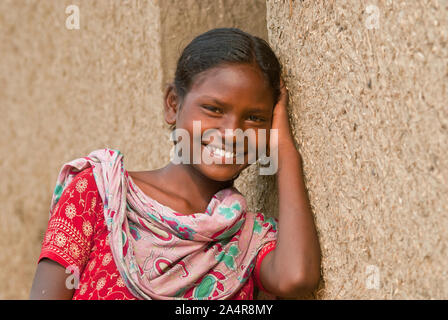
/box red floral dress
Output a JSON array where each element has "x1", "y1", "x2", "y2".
[{"x1": 38, "y1": 167, "x2": 276, "y2": 300}]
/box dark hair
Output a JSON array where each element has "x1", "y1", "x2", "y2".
[{"x1": 170, "y1": 27, "x2": 282, "y2": 130}]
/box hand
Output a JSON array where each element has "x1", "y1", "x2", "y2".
[{"x1": 269, "y1": 77, "x2": 295, "y2": 152}]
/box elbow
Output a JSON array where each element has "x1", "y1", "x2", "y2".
[{"x1": 277, "y1": 271, "x2": 320, "y2": 298}]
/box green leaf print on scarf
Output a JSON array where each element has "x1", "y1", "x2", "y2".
[
  {"x1": 54, "y1": 183, "x2": 64, "y2": 203},
  {"x1": 122, "y1": 230, "x2": 127, "y2": 246},
  {"x1": 253, "y1": 219, "x2": 263, "y2": 234},
  {"x1": 218, "y1": 201, "x2": 241, "y2": 220},
  {"x1": 174, "y1": 287, "x2": 187, "y2": 297},
  {"x1": 254, "y1": 216, "x2": 278, "y2": 234},
  {"x1": 194, "y1": 275, "x2": 215, "y2": 299},
  {"x1": 265, "y1": 216, "x2": 278, "y2": 231},
  {"x1": 238, "y1": 260, "x2": 255, "y2": 284},
  {"x1": 145, "y1": 211, "x2": 161, "y2": 223},
  {"x1": 215, "y1": 219, "x2": 244, "y2": 240},
  {"x1": 215, "y1": 244, "x2": 240, "y2": 271}
]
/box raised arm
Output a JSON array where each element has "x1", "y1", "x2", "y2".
[{"x1": 258, "y1": 78, "x2": 321, "y2": 298}]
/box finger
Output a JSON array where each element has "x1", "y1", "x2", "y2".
[
  {"x1": 279, "y1": 77, "x2": 286, "y2": 93},
  {"x1": 278, "y1": 77, "x2": 289, "y2": 103}
]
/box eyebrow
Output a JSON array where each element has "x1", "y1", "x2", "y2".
[{"x1": 201, "y1": 96, "x2": 269, "y2": 114}]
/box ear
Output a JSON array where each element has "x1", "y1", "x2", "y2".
[{"x1": 164, "y1": 83, "x2": 181, "y2": 127}]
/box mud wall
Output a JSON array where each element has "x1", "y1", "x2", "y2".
[{"x1": 266, "y1": 0, "x2": 447, "y2": 299}]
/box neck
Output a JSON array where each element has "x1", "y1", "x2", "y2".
[{"x1": 158, "y1": 162, "x2": 234, "y2": 205}]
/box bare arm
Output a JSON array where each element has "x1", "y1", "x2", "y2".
[
  {"x1": 258, "y1": 79, "x2": 321, "y2": 298},
  {"x1": 29, "y1": 258, "x2": 74, "y2": 300}
]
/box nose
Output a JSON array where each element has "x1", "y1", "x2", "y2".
[
  {"x1": 219, "y1": 115, "x2": 243, "y2": 152},
  {"x1": 220, "y1": 113, "x2": 240, "y2": 132}
]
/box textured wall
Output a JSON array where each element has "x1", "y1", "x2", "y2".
[
  {"x1": 0, "y1": 0, "x2": 269, "y2": 299},
  {"x1": 266, "y1": 0, "x2": 447, "y2": 298},
  {"x1": 0, "y1": 0, "x2": 165, "y2": 299},
  {"x1": 4, "y1": 0, "x2": 445, "y2": 301}
]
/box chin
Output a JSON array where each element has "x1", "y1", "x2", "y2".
[{"x1": 193, "y1": 163, "x2": 246, "y2": 183}]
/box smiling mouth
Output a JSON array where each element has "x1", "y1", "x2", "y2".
[{"x1": 201, "y1": 143, "x2": 247, "y2": 159}]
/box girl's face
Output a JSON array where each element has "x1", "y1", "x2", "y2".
[{"x1": 167, "y1": 63, "x2": 275, "y2": 182}]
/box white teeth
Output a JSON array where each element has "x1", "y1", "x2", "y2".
[{"x1": 205, "y1": 145, "x2": 234, "y2": 158}]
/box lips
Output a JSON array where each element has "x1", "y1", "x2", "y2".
[{"x1": 201, "y1": 143, "x2": 247, "y2": 159}]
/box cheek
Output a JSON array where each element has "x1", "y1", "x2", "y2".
[
  {"x1": 177, "y1": 110, "x2": 211, "y2": 136},
  {"x1": 255, "y1": 128, "x2": 270, "y2": 151}
]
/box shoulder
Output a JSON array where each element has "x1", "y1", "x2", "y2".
[
  {"x1": 52, "y1": 166, "x2": 102, "y2": 219},
  {"x1": 74, "y1": 166, "x2": 94, "y2": 181},
  {"x1": 67, "y1": 166, "x2": 98, "y2": 193}
]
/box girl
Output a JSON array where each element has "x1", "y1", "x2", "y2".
[{"x1": 30, "y1": 28, "x2": 321, "y2": 300}]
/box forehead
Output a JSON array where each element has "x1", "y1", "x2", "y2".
[{"x1": 187, "y1": 63, "x2": 274, "y2": 109}]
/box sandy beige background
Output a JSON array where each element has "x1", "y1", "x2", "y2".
[{"x1": 1, "y1": 0, "x2": 447, "y2": 299}]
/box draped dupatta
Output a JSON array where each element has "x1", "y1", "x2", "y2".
[{"x1": 49, "y1": 148, "x2": 278, "y2": 299}]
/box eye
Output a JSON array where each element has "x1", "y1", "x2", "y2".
[
  {"x1": 202, "y1": 105, "x2": 222, "y2": 114},
  {"x1": 247, "y1": 115, "x2": 265, "y2": 122}
]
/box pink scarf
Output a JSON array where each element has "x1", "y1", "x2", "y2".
[{"x1": 49, "y1": 148, "x2": 278, "y2": 299}]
